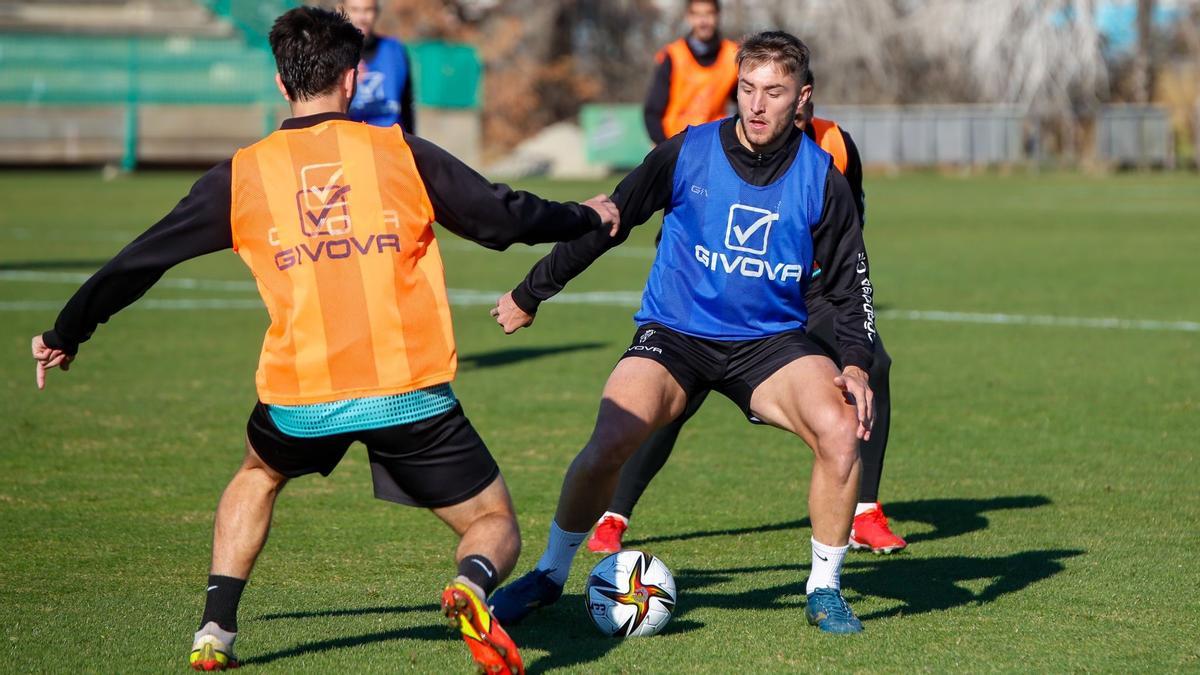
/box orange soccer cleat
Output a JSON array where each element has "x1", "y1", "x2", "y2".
[{"x1": 442, "y1": 582, "x2": 524, "y2": 675}]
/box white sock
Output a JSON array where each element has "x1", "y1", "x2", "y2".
[
  {"x1": 194, "y1": 621, "x2": 237, "y2": 648},
  {"x1": 453, "y1": 575, "x2": 487, "y2": 602},
  {"x1": 600, "y1": 511, "x2": 629, "y2": 526},
  {"x1": 535, "y1": 521, "x2": 588, "y2": 586},
  {"x1": 855, "y1": 502, "x2": 878, "y2": 517},
  {"x1": 806, "y1": 537, "x2": 849, "y2": 594}
]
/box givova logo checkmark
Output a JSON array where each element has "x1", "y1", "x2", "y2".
[
  {"x1": 297, "y1": 162, "x2": 353, "y2": 237},
  {"x1": 724, "y1": 204, "x2": 779, "y2": 255}
]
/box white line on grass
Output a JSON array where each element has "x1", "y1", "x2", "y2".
[
  {"x1": 879, "y1": 309, "x2": 1200, "y2": 333},
  {"x1": 3, "y1": 271, "x2": 1196, "y2": 333},
  {"x1": 0, "y1": 270, "x2": 257, "y2": 292}
]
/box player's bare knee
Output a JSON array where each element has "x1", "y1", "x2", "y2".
[
  {"x1": 813, "y1": 411, "x2": 858, "y2": 471},
  {"x1": 820, "y1": 440, "x2": 859, "y2": 480}
]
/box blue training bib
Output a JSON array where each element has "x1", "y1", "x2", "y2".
[
  {"x1": 634, "y1": 120, "x2": 830, "y2": 340},
  {"x1": 349, "y1": 38, "x2": 409, "y2": 127}
]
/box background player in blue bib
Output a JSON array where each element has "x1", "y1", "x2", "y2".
[
  {"x1": 490, "y1": 31, "x2": 877, "y2": 634},
  {"x1": 341, "y1": 0, "x2": 415, "y2": 132}
]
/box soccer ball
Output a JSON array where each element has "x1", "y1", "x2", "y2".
[{"x1": 583, "y1": 550, "x2": 676, "y2": 637}]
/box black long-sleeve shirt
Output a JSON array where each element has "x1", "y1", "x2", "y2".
[
  {"x1": 511, "y1": 117, "x2": 877, "y2": 371},
  {"x1": 42, "y1": 112, "x2": 602, "y2": 355},
  {"x1": 643, "y1": 33, "x2": 737, "y2": 144},
  {"x1": 810, "y1": 124, "x2": 865, "y2": 222}
]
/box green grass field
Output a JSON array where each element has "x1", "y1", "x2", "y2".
[{"x1": 1, "y1": 169, "x2": 1198, "y2": 672}]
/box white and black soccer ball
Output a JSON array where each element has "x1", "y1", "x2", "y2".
[{"x1": 583, "y1": 550, "x2": 676, "y2": 637}]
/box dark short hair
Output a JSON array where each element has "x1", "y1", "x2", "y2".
[
  {"x1": 687, "y1": 0, "x2": 720, "y2": 12},
  {"x1": 269, "y1": 6, "x2": 363, "y2": 101},
  {"x1": 737, "y1": 31, "x2": 811, "y2": 85}
]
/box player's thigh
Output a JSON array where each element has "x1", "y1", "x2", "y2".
[
  {"x1": 240, "y1": 438, "x2": 290, "y2": 486},
  {"x1": 748, "y1": 354, "x2": 856, "y2": 449},
  {"x1": 362, "y1": 405, "x2": 501, "y2": 510},
  {"x1": 245, "y1": 402, "x2": 352, "y2": 483},
  {"x1": 590, "y1": 356, "x2": 688, "y2": 449},
  {"x1": 431, "y1": 474, "x2": 515, "y2": 536}
]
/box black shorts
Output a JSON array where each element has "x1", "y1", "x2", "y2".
[
  {"x1": 620, "y1": 323, "x2": 825, "y2": 419},
  {"x1": 246, "y1": 402, "x2": 500, "y2": 508}
]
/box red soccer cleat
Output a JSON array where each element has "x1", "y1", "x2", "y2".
[
  {"x1": 587, "y1": 515, "x2": 628, "y2": 554},
  {"x1": 442, "y1": 582, "x2": 524, "y2": 675},
  {"x1": 849, "y1": 503, "x2": 907, "y2": 554}
]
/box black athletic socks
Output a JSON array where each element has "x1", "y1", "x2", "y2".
[
  {"x1": 457, "y1": 555, "x2": 499, "y2": 597},
  {"x1": 200, "y1": 575, "x2": 247, "y2": 632}
]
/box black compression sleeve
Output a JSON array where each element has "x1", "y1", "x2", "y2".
[
  {"x1": 509, "y1": 132, "x2": 683, "y2": 314},
  {"x1": 42, "y1": 161, "x2": 234, "y2": 355},
  {"x1": 841, "y1": 129, "x2": 866, "y2": 224},
  {"x1": 810, "y1": 167, "x2": 876, "y2": 371},
  {"x1": 405, "y1": 132, "x2": 601, "y2": 250},
  {"x1": 643, "y1": 56, "x2": 672, "y2": 145}
]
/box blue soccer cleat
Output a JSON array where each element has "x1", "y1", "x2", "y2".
[
  {"x1": 488, "y1": 569, "x2": 564, "y2": 625},
  {"x1": 805, "y1": 587, "x2": 864, "y2": 634}
]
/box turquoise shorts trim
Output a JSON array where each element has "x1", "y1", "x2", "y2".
[{"x1": 267, "y1": 384, "x2": 458, "y2": 438}]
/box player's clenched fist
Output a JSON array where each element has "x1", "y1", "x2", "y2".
[
  {"x1": 582, "y1": 193, "x2": 621, "y2": 236},
  {"x1": 31, "y1": 334, "x2": 74, "y2": 390},
  {"x1": 490, "y1": 292, "x2": 535, "y2": 335}
]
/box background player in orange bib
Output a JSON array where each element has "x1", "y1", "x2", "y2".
[
  {"x1": 29, "y1": 7, "x2": 617, "y2": 673},
  {"x1": 643, "y1": 0, "x2": 739, "y2": 145}
]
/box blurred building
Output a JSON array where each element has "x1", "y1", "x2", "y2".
[{"x1": 1, "y1": 0, "x2": 1195, "y2": 171}]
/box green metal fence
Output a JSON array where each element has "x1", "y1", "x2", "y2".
[
  {"x1": 1, "y1": 33, "x2": 282, "y2": 168},
  {"x1": 0, "y1": 34, "x2": 280, "y2": 105},
  {"x1": 197, "y1": 0, "x2": 298, "y2": 48},
  {"x1": 0, "y1": 0, "x2": 484, "y2": 169}
]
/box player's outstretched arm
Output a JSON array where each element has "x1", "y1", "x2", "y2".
[
  {"x1": 495, "y1": 133, "x2": 685, "y2": 334},
  {"x1": 812, "y1": 168, "x2": 877, "y2": 437},
  {"x1": 404, "y1": 132, "x2": 613, "y2": 249},
  {"x1": 31, "y1": 161, "x2": 233, "y2": 388}
]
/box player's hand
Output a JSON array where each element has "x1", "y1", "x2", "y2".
[
  {"x1": 834, "y1": 365, "x2": 874, "y2": 441},
  {"x1": 582, "y1": 193, "x2": 621, "y2": 237},
  {"x1": 31, "y1": 334, "x2": 74, "y2": 391},
  {"x1": 490, "y1": 292, "x2": 535, "y2": 335}
]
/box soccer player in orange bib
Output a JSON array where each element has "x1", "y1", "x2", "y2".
[
  {"x1": 643, "y1": 0, "x2": 739, "y2": 145},
  {"x1": 29, "y1": 8, "x2": 617, "y2": 673}
]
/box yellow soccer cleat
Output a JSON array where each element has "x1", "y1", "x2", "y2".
[
  {"x1": 189, "y1": 628, "x2": 239, "y2": 671},
  {"x1": 442, "y1": 582, "x2": 524, "y2": 675}
]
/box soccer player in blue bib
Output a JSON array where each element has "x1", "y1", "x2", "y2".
[
  {"x1": 341, "y1": 0, "x2": 415, "y2": 131},
  {"x1": 489, "y1": 31, "x2": 876, "y2": 634}
]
